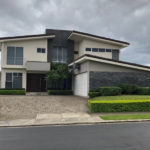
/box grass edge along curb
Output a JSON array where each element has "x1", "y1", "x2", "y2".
[{"x1": 100, "y1": 114, "x2": 150, "y2": 120}]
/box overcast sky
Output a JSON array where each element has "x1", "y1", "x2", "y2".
[{"x1": 0, "y1": 0, "x2": 150, "y2": 67}]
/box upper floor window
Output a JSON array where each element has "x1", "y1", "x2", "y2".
[
  {"x1": 99, "y1": 48, "x2": 105, "y2": 52},
  {"x1": 5, "y1": 72, "x2": 22, "y2": 89},
  {"x1": 52, "y1": 47, "x2": 67, "y2": 63},
  {"x1": 92, "y1": 48, "x2": 99, "y2": 52},
  {"x1": 86, "y1": 48, "x2": 91, "y2": 51},
  {"x1": 106, "y1": 49, "x2": 112, "y2": 52},
  {"x1": 7, "y1": 46, "x2": 23, "y2": 65},
  {"x1": 37, "y1": 48, "x2": 45, "y2": 53}
]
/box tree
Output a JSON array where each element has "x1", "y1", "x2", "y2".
[{"x1": 46, "y1": 62, "x2": 72, "y2": 89}]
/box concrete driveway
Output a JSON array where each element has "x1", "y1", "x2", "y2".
[{"x1": 0, "y1": 95, "x2": 88, "y2": 121}]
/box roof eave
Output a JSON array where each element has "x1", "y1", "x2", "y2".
[{"x1": 68, "y1": 31, "x2": 129, "y2": 47}]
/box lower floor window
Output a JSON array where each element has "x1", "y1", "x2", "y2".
[{"x1": 6, "y1": 73, "x2": 22, "y2": 89}]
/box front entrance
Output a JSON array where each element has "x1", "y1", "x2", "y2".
[{"x1": 27, "y1": 74, "x2": 46, "y2": 92}]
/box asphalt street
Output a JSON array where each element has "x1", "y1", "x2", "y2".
[{"x1": 0, "y1": 122, "x2": 150, "y2": 150}]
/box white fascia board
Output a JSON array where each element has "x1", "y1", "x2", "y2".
[
  {"x1": 0, "y1": 35, "x2": 55, "y2": 42},
  {"x1": 68, "y1": 32, "x2": 128, "y2": 48},
  {"x1": 69, "y1": 56, "x2": 150, "y2": 72}
]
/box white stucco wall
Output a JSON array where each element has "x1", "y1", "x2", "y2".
[
  {"x1": 74, "y1": 39, "x2": 121, "y2": 59},
  {"x1": 1, "y1": 39, "x2": 47, "y2": 69}
]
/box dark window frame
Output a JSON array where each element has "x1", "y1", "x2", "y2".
[
  {"x1": 86, "y1": 48, "x2": 91, "y2": 51},
  {"x1": 5, "y1": 72, "x2": 22, "y2": 89},
  {"x1": 92, "y1": 48, "x2": 99, "y2": 52},
  {"x1": 7, "y1": 46, "x2": 23, "y2": 65},
  {"x1": 106, "y1": 49, "x2": 112, "y2": 52},
  {"x1": 37, "y1": 48, "x2": 46, "y2": 53},
  {"x1": 99, "y1": 48, "x2": 105, "y2": 52}
]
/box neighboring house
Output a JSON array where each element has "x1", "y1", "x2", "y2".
[{"x1": 1, "y1": 29, "x2": 150, "y2": 97}]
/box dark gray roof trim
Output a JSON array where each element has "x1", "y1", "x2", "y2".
[
  {"x1": 71, "y1": 54, "x2": 150, "y2": 70},
  {"x1": 71, "y1": 30, "x2": 130, "y2": 45},
  {"x1": 0, "y1": 34, "x2": 55, "y2": 40}
]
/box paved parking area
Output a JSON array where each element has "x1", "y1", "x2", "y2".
[{"x1": 0, "y1": 95, "x2": 88, "y2": 121}]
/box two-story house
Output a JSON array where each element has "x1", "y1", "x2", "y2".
[{"x1": 1, "y1": 29, "x2": 150, "y2": 97}]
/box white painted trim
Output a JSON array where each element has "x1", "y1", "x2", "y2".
[
  {"x1": 68, "y1": 32, "x2": 128, "y2": 47},
  {"x1": 0, "y1": 35, "x2": 55, "y2": 42}
]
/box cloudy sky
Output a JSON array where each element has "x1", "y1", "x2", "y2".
[{"x1": 0, "y1": 0, "x2": 150, "y2": 67}]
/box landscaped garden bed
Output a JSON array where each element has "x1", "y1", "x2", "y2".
[
  {"x1": 89, "y1": 95, "x2": 150, "y2": 112},
  {"x1": 0, "y1": 89, "x2": 26, "y2": 95}
]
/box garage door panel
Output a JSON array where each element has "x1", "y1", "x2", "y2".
[{"x1": 74, "y1": 72, "x2": 88, "y2": 97}]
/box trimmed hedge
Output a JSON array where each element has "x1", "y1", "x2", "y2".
[
  {"x1": 88, "y1": 92, "x2": 100, "y2": 98},
  {"x1": 48, "y1": 90, "x2": 73, "y2": 95},
  {"x1": 119, "y1": 84, "x2": 138, "y2": 94},
  {"x1": 137, "y1": 87, "x2": 150, "y2": 95},
  {"x1": 99, "y1": 86, "x2": 122, "y2": 96},
  {"x1": 89, "y1": 100, "x2": 150, "y2": 112},
  {"x1": 0, "y1": 89, "x2": 26, "y2": 95}
]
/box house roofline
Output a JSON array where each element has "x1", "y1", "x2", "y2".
[
  {"x1": 69, "y1": 54, "x2": 150, "y2": 72},
  {"x1": 0, "y1": 34, "x2": 55, "y2": 42},
  {"x1": 68, "y1": 30, "x2": 130, "y2": 46}
]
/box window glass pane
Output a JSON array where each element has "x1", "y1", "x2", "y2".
[
  {"x1": 37, "y1": 48, "x2": 41, "y2": 53},
  {"x1": 13, "y1": 75, "x2": 22, "y2": 88},
  {"x1": 86, "y1": 48, "x2": 91, "y2": 51},
  {"x1": 6, "y1": 82, "x2": 12, "y2": 89},
  {"x1": 92, "y1": 48, "x2": 98, "y2": 52},
  {"x1": 16, "y1": 47, "x2": 23, "y2": 57},
  {"x1": 7, "y1": 47, "x2": 15, "y2": 65},
  {"x1": 99, "y1": 48, "x2": 105, "y2": 52},
  {"x1": 16, "y1": 47, "x2": 23, "y2": 65},
  {"x1": 58, "y1": 47, "x2": 62, "y2": 62},
  {"x1": 106, "y1": 49, "x2": 112, "y2": 52},
  {"x1": 6, "y1": 73, "x2": 12, "y2": 81},
  {"x1": 63, "y1": 48, "x2": 67, "y2": 63},
  {"x1": 52, "y1": 47, "x2": 58, "y2": 62},
  {"x1": 42, "y1": 48, "x2": 45, "y2": 53}
]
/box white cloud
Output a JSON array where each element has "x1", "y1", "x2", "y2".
[{"x1": 0, "y1": 0, "x2": 150, "y2": 68}]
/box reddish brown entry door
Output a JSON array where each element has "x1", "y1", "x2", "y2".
[{"x1": 27, "y1": 74, "x2": 46, "y2": 92}]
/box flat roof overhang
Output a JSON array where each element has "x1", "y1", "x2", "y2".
[
  {"x1": 68, "y1": 31, "x2": 129, "y2": 48},
  {"x1": 0, "y1": 34, "x2": 55, "y2": 42}
]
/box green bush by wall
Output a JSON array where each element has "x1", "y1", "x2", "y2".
[
  {"x1": 0, "y1": 89, "x2": 26, "y2": 95},
  {"x1": 99, "y1": 87, "x2": 122, "y2": 96},
  {"x1": 89, "y1": 100, "x2": 150, "y2": 112},
  {"x1": 137, "y1": 87, "x2": 150, "y2": 95},
  {"x1": 48, "y1": 90, "x2": 73, "y2": 95},
  {"x1": 88, "y1": 92, "x2": 101, "y2": 98},
  {"x1": 119, "y1": 84, "x2": 138, "y2": 94}
]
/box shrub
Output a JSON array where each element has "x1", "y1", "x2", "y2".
[
  {"x1": 99, "y1": 86, "x2": 122, "y2": 96},
  {"x1": 137, "y1": 87, "x2": 150, "y2": 95},
  {"x1": 88, "y1": 92, "x2": 100, "y2": 98},
  {"x1": 48, "y1": 90, "x2": 73, "y2": 95},
  {"x1": 119, "y1": 84, "x2": 138, "y2": 94},
  {"x1": 89, "y1": 100, "x2": 150, "y2": 112},
  {"x1": 0, "y1": 89, "x2": 26, "y2": 95}
]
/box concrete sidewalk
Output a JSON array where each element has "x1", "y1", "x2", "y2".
[
  {"x1": 0, "y1": 113, "x2": 150, "y2": 127},
  {"x1": 0, "y1": 113, "x2": 103, "y2": 127}
]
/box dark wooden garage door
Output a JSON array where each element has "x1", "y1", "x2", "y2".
[{"x1": 27, "y1": 74, "x2": 46, "y2": 92}]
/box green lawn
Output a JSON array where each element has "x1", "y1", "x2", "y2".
[
  {"x1": 91, "y1": 95, "x2": 150, "y2": 101},
  {"x1": 101, "y1": 114, "x2": 150, "y2": 120}
]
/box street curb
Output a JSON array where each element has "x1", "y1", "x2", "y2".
[{"x1": 0, "y1": 119, "x2": 150, "y2": 128}]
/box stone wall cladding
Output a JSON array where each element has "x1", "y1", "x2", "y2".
[
  {"x1": 46, "y1": 29, "x2": 74, "y2": 64},
  {"x1": 90, "y1": 71, "x2": 150, "y2": 91}
]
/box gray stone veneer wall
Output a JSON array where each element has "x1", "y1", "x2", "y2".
[
  {"x1": 90, "y1": 71, "x2": 150, "y2": 91},
  {"x1": 46, "y1": 29, "x2": 74, "y2": 64}
]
